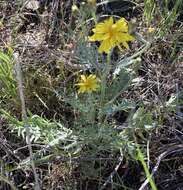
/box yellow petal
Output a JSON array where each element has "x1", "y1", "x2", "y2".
[
  {"x1": 88, "y1": 74, "x2": 96, "y2": 80},
  {"x1": 116, "y1": 33, "x2": 135, "y2": 43},
  {"x1": 93, "y1": 17, "x2": 113, "y2": 33},
  {"x1": 75, "y1": 82, "x2": 84, "y2": 86},
  {"x1": 115, "y1": 18, "x2": 128, "y2": 32},
  {"x1": 103, "y1": 17, "x2": 114, "y2": 28},
  {"x1": 98, "y1": 40, "x2": 112, "y2": 53},
  {"x1": 92, "y1": 23, "x2": 108, "y2": 34},
  {"x1": 109, "y1": 37, "x2": 117, "y2": 47},
  {"x1": 102, "y1": 33, "x2": 111, "y2": 40},
  {"x1": 89, "y1": 33, "x2": 104, "y2": 41},
  {"x1": 81, "y1": 75, "x2": 86, "y2": 82},
  {"x1": 122, "y1": 41, "x2": 129, "y2": 49}
]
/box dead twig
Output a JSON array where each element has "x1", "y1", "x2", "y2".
[
  {"x1": 99, "y1": 156, "x2": 123, "y2": 190},
  {"x1": 0, "y1": 174, "x2": 17, "y2": 190},
  {"x1": 14, "y1": 53, "x2": 40, "y2": 190}
]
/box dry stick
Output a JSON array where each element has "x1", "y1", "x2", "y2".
[
  {"x1": 138, "y1": 144, "x2": 183, "y2": 190},
  {"x1": 175, "y1": 82, "x2": 182, "y2": 118},
  {"x1": 0, "y1": 174, "x2": 17, "y2": 190},
  {"x1": 14, "y1": 53, "x2": 40, "y2": 190},
  {"x1": 99, "y1": 156, "x2": 123, "y2": 190}
]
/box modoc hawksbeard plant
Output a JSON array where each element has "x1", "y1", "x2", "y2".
[{"x1": 89, "y1": 17, "x2": 134, "y2": 53}]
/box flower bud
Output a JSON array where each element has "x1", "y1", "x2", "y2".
[
  {"x1": 87, "y1": 0, "x2": 96, "y2": 7},
  {"x1": 72, "y1": 4, "x2": 79, "y2": 14},
  {"x1": 148, "y1": 27, "x2": 155, "y2": 33}
]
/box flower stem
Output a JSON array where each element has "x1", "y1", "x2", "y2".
[{"x1": 99, "y1": 52, "x2": 111, "y2": 122}]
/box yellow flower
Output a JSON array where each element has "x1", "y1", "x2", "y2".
[
  {"x1": 89, "y1": 17, "x2": 135, "y2": 53},
  {"x1": 75, "y1": 74, "x2": 100, "y2": 93}
]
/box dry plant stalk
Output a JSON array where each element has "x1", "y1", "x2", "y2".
[{"x1": 14, "y1": 53, "x2": 40, "y2": 190}]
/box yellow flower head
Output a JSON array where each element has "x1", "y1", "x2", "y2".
[
  {"x1": 75, "y1": 74, "x2": 100, "y2": 93},
  {"x1": 89, "y1": 17, "x2": 135, "y2": 53}
]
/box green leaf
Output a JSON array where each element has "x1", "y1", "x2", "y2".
[
  {"x1": 106, "y1": 68, "x2": 132, "y2": 101},
  {"x1": 102, "y1": 99, "x2": 135, "y2": 116}
]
